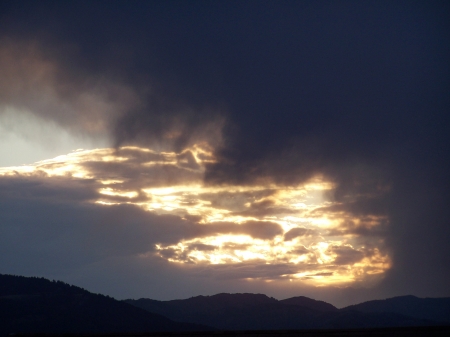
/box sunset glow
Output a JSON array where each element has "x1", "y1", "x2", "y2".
[{"x1": 0, "y1": 146, "x2": 391, "y2": 286}]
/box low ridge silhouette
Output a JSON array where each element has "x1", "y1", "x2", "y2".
[
  {"x1": 342, "y1": 295, "x2": 450, "y2": 324},
  {"x1": 280, "y1": 295, "x2": 338, "y2": 312},
  {"x1": 0, "y1": 274, "x2": 210, "y2": 336},
  {"x1": 2, "y1": 273, "x2": 449, "y2": 335},
  {"x1": 125, "y1": 293, "x2": 447, "y2": 330}
]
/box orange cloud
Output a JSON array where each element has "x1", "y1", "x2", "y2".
[{"x1": 0, "y1": 145, "x2": 391, "y2": 286}]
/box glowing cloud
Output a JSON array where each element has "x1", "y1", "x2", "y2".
[{"x1": 0, "y1": 145, "x2": 391, "y2": 286}]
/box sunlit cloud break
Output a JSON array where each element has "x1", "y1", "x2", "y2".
[{"x1": 0, "y1": 145, "x2": 390, "y2": 286}]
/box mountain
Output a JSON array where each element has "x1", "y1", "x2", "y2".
[
  {"x1": 125, "y1": 294, "x2": 318, "y2": 330},
  {"x1": 2, "y1": 273, "x2": 447, "y2": 334},
  {"x1": 124, "y1": 293, "x2": 278, "y2": 322},
  {"x1": 342, "y1": 295, "x2": 450, "y2": 323},
  {"x1": 125, "y1": 293, "x2": 442, "y2": 330},
  {"x1": 0, "y1": 274, "x2": 210, "y2": 336},
  {"x1": 280, "y1": 295, "x2": 338, "y2": 312}
]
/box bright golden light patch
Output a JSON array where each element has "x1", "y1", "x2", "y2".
[
  {"x1": 0, "y1": 145, "x2": 391, "y2": 286},
  {"x1": 99, "y1": 187, "x2": 138, "y2": 198}
]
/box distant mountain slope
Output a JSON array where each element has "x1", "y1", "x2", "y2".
[
  {"x1": 125, "y1": 293, "x2": 441, "y2": 330},
  {"x1": 124, "y1": 293, "x2": 280, "y2": 329},
  {"x1": 2, "y1": 273, "x2": 447, "y2": 334},
  {"x1": 280, "y1": 296, "x2": 337, "y2": 312},
  {"x1": 342, "y1": 295, "x2": 450, "y2": 323},
  {"x1": 0, "y1": 274, "x2": 210, "y2": 336},
  {"x1": 125, "y1": 294, "x2": 318, "y2": 330}
]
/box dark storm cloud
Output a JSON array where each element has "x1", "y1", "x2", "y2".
[
  {"x1": 0, "y1": 37, "x2": 137, "y2": 139},
  {"x1": 0, "y1": 174, "x2": 98, "y2": 203},
  {"x1": 0, "y1": 175, "x2": 303, "y2": 297},
  {"x1": 312, "y1": 197, "x2": 390, "y2": 237},
  {"x1": 325, "y1": 217, "x2": 389, "y2": 238},
  {"x1": 1, "y1": 0, "x2": 450, "y2": 300},
  {"x1": 0, "y1": 176, "x2": 192, "y2": 244},
  {"x1": 0, "y1": 175, "x2": 204, "y2": 277},
  {"x1": 312, "y1": 196, "x2": 389, "y2": 218},
  {"x1": 328, "y1": 245, "x2": 365, "y2": 266},
  {"x1": 0, "y1": 174, "x2": 282, "y2": 272}
]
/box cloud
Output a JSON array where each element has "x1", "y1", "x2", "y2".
[
  {"x1": 284, "y1": 228, "x2": 308, "y2": 241},
  {"x1": 198, "y1": 190, "x2": 277, "y2": 212},
  {"x1": 0, "y1": 39, "x2": 137, "y2": 138},
  {"x1": 328, "y1": 245, "x2": 365, "y2": 265},
  {"x1": 233, "y1": 199, "x2": 299, "y2": 218},
  {"x1": 0, "y1": 33, "x2": 224, "y2": 159},
  {"x1": 0, "y1": 0, "x2": 449, "y2": 304},
  {"x1": 192, "y1": 221, "x2": 283, "y2": 240},
  {"x1": 0, "y1": 146, "x2": 391, "y2": 291}
]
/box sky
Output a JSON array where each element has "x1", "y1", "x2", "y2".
[{"x1": 0, "y1": 0, "x2": 449, "y2": 307}]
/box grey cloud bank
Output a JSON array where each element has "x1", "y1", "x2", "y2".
[{"x1": 0, "y1": 0, "x2": 449, "y2": 306}]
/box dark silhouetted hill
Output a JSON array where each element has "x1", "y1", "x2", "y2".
[
  {"x1": 342, "y1": 295, "x2": 450, "y2": 324},
  {"x1": 2, "y1": 273, "x2": 447, "y2": 334},
  {"x1": 0, "y1": 274, "x2": 211, "y2": 336},
  {"x1": 124, "y1": 293, "x2": 282, "y2": 329},
  {"x1": 125, "y1": 293, "x2": 442, "y2": 330},
  {"x1": 280, "y1": 295, "x2": 337, "y2": 311}
]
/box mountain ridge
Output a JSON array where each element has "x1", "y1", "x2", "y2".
[
  {"x1": 2, "y1": 273, "x2": 449, "y2": 335},
  {"x1": 280, "y1": 295, "x2": 337, "y2": 312},
  {"x1": 342, "y1": 295, "x2": 450, "y2": 324},
  {"x1": 0, "y1": 274, "x2": 211, "y2": 336},
  {"x1": 125, "y1": 293, "x2": 447, "y2": 330}
]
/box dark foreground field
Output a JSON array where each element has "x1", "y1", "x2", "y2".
[{"x1": 8, "y1": 326, "x2": 450, "y2": 337}]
